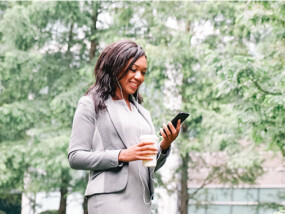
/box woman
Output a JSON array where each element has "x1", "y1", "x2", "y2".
[{"x1": 68, "y1": 40, "x2": 181, "y2": 213}]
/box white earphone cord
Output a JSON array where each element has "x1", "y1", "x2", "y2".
[
  {"x1": 138, "y1": 149, "x2": 162, "y2": 204},
  {"x1": 117, "y1": 79, "x2": 161, "y2": 204}
]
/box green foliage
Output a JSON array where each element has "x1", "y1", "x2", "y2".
[
  {"x1": 0, "y1": 1, "x2": 93, "y2": 203},
  {"x1": 0, "y1": 5, "x2": 37, "y2": 50},
  {"x1": 0, "y1": 140, "x2": 28, "y2": 191},
  {"x1": 137, "y1": 1, "x2": 284, "y2": 196}
]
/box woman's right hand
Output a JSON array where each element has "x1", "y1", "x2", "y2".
[{"x1": 118, "y1": 141, "x2": 158, "y2": 162}]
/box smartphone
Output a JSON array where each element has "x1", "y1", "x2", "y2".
[{"x1": 159, "y1": 112, "x2": 189, "y2": 136}]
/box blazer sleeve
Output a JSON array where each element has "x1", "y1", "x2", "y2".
[
  {"x1": 68, "y1": 96, "x2": 123, "y2": 171},
  {"x1": 154, "y1": 144, "x2": 171, "y2": 172}
]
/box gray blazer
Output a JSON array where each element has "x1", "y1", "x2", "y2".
[{"x1": 68, "y1": 95, "x2": 170, "y2": 198}]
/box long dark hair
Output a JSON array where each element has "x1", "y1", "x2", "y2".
[{"x1": 85, "y1": 40, "x2": 146, "y2": 114}]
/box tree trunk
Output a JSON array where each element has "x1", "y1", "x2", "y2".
[
  {"x1": 83, "y1": 197, "x2": 88, "y2": 214},
  {"x1": 89, "y1": 40, "x2": 97, "y2": 61},
  {"x1": 67, "y1": 22, "x2": 74, "y2": 56},
  {"x1": 186, "y1": 20, "x2": 190, "y2": 33},
  {"x1": 89, "y1": 2, "x2": 100, "y2": 61},
  {"x1": 179, "y1": 152, "x2": 190, "y2": 214},
  {"x1": 58, "y1": 170, "x2": 70, "y2": 214},
  {"x1": 82, "y1": 173, "x2": 89, "y2": 214},
  {"x1": 58, "y1": 187, "x2": 67, "y2": 214}
]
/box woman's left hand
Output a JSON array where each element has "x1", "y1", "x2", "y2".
[{"x1": 160, "y1": 120, "x2": 181, "y2": 152}]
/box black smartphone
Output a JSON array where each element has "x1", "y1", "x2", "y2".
[{"x1": 159, "y1": 112, "x2": 189, "y2": 136}]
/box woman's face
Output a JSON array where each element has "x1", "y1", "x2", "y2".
[{"x1": 118, "y1": 56, "x2": 147, "y2": 96}]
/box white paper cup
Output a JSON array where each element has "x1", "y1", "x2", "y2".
[{"x1": 139, "y1": 134, "x2": 159, "y2": 167}]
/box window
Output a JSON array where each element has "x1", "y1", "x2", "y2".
[{"x1": 188, "y1": 188, "x2": 284, "y2": 214}]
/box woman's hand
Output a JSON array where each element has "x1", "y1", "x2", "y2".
[
  {"x1": 118, "y1": 141, "x2": 158, "y2": 162},
  {"x1": 160, "y1": 120, "x2": 181, "y2": 152}
]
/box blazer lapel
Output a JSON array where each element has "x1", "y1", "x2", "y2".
[{"x1": 105, "y1": 97, "x2": 128, "y2": 148}]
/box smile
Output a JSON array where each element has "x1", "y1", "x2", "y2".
[{"x1": 130, "y1": 82, "x2": 139, "y2": 88}]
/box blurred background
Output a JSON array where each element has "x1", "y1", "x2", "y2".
[{"x1": 0, "y1": 1, "x2": 284, "y2": 214}]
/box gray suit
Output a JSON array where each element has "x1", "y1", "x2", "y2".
[{"x1": 68, "y1": 95, "x2": 170, "y2": 198}]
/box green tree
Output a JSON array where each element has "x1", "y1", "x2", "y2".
[
  {"x1": 119, "y1": 2, "x2": 281, "y2": 213},
  {"x1": 0, "y1": 1, "x2": 105, "y2": 213}
]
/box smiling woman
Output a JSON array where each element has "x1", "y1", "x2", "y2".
[{"x1": 68, "y1": 40, "x2": 181, "y2": 214}]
